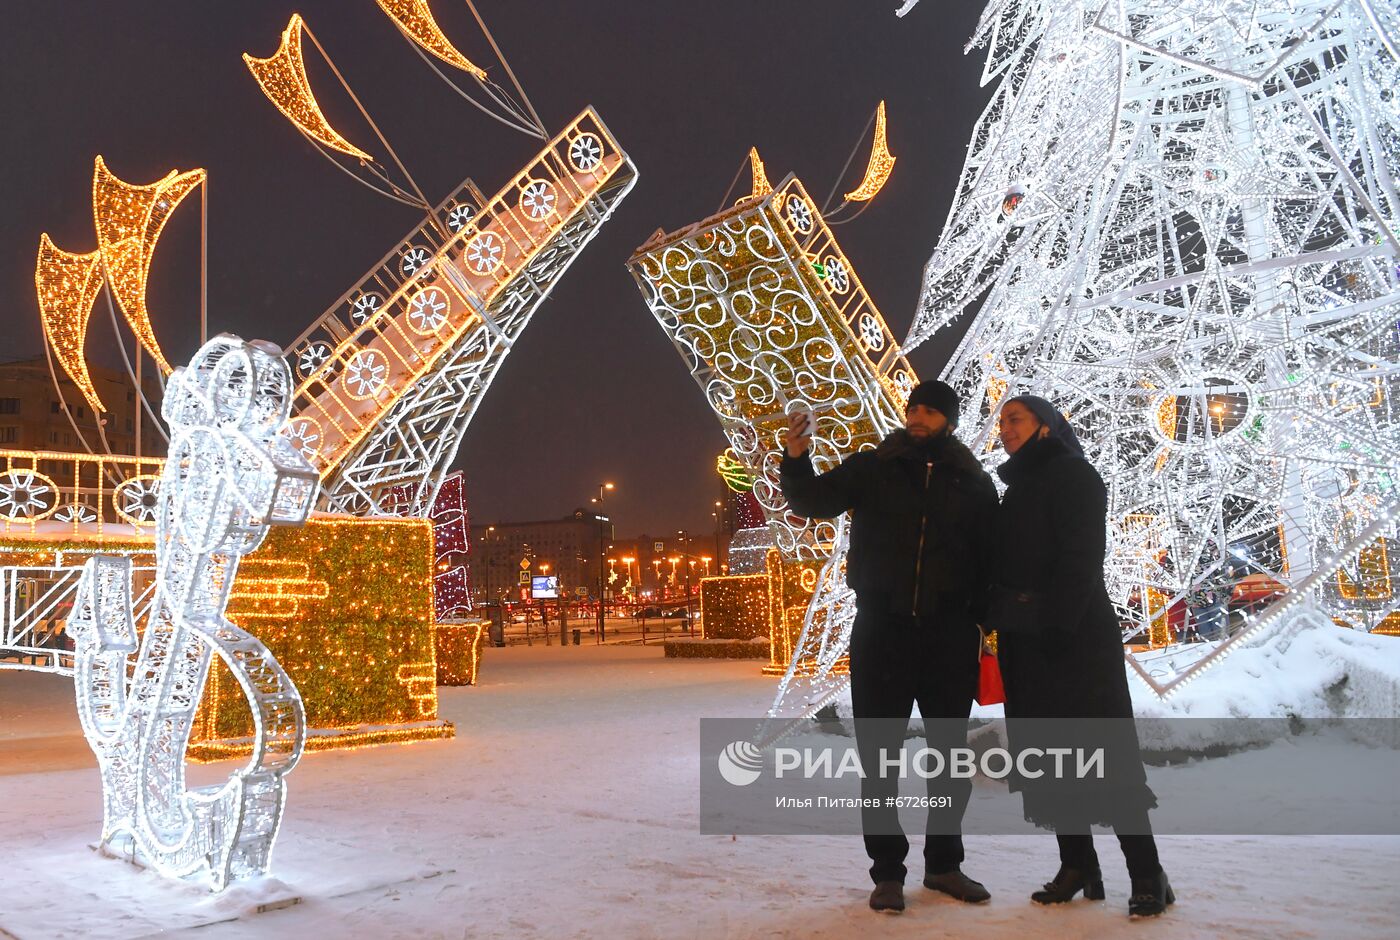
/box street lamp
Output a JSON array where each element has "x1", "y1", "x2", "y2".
[
  {"x1": 592, "y1": 482, "x2": 615, "y2": 641},
  {"x1": 712, "y1": 500, "x2": 724, "y2": 573},
  {"x1": 621, "y1": 556, "x2": 636, "y2": 599}
]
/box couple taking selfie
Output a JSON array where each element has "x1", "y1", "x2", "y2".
[{"x1": 780, "y1": 380, "x2": 1173, "y2": 919}]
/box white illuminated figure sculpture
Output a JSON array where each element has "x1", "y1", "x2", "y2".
[
  {"x1": 905, "y1": 0, "x2": 1400, "y2": 691},
  {"x1": 66, "y1": 335, "x2": 319, "y2": 889}
]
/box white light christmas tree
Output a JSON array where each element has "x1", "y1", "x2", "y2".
[{"x1": 907, "y1": 0, "x2": 1400, "y2": 688}]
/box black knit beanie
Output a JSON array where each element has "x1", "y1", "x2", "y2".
[{"x1": 906, "y1": 380, "x2": 960, "y2": 428}]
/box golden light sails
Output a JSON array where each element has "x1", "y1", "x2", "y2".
[
  {"x1": 374, "y1": 0, "x2": 487, "y2": 80},
  {"x1": 745, "y1": 147, "x2": 773, "y2": 201},
  {"x1": 844, "y1": 100, "x2": 895, "y2": 202},
  {"x1": 34, "y1": 235, "x2": 107, "y2": 413},
  {"x1": 92, "y1": 155, "x2": 206, "y2": 375},
  {"x1": 243, "y1": 14, "x2": 374, "y2": 162}
]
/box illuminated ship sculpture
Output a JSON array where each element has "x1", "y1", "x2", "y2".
[
  {"x1": 3, "y1": 3, "x2": 635, "y2": 888},
  {"x1": 3, "y1": 5, "x2": 635, "y2": 675}
]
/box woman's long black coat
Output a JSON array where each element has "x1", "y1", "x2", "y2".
[{"x1": 992, "y1": 436, "x2": 1156, "y2": 828}]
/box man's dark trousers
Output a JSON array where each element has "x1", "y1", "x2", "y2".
[{"x1": 848, "y1": 599, "x2": 981, "y2": 885}]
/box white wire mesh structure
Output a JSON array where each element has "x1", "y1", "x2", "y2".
[
  {"x1": 65, "y1": 335, "x2": 319, "y2": 890},
  {"x1": 628, "y1": 174, "x2": 915, "y2": 734},
  {"x1": 907, "y1": 0, "x2": 1400, "y2": 691}
]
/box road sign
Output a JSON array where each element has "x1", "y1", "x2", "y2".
[
  {"x1": 519, "y1": 557, "x2": 530, "y2": 570},
  {"x1": 575, "y1": 586, "x2": 588, "y2": 597},
  {"x1": 653, "y1": 541, "x2": 664, "y2": 552},
  {"x1": 517, "y1": 570, "x2": 530, "y2": 584}
]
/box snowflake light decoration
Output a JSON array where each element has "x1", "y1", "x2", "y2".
[
  {"x1": 445, "y1": 202, "x2": 476, "y2": 233},
  {"x1": 349, "y1": 291, "x2": 382, "y2": 325},
  {"x1": 113, "y1": 476, "x2": 161, "y2": 526},
  {"x1": 296, "y1": 341, "x2": 331, "y2": 377},
  {"x1": 399, "y1": 245, "x2": 432, "y2": 277},
  {"x1": 344, "y1": 349, "x2": 388, "y2": 399},
  {"x1": 285, "y1": 416, "x2": 322, "y2": 463},
  {"x1": 406, "y1": 286, "x2": 450, "y2": 335},
  {"x1": 465, "y1": 231, "x2": 504, "y2": 274},
  {"x1": 0, "y1": 471, "x2": 55, "y2": 521},
  {"x1": 519, "y1": 179, "x2": 558, "y2": 220},
  {"x1": 569, "y1": 133, "x2": 603, "y2": 171},
  {"x1": 824, "y1": 256, "x2": 850, "y2": 294}
]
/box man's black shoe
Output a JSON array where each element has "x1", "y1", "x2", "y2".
[
  {"x1": 1128, "y1": 870, "x2": 1175, "y2": 917},
  {"x1": 1030, "y1": 864, "x2": 1105, "y2": 904},
  {"x1": 869, "y1": 880, "x2": 905, "y2": 913},
  {"x1": 923, "y1": 869, "x2": 991, "y2": 903}
]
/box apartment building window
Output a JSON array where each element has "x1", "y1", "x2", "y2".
[
  {"x1": 50, "y1": 400, "x2": 61, "y2": 414},
  {"x1": 125, "y1": 418, "x2": 133, "y2": 432},
  {"x1": 0, "y1": 428, "x2": 17, "y2": 444},
  {"x1": 0, "y1": 398, "x2": 19, "y2": 414}
]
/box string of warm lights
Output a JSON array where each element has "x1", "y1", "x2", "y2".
[
  {"x1": 92, "y1": 155, "x2": 204, "y2": 375},
  {"x1": 843, "y1": 100, "x2": 896, "y2": 202},
  {"x1": 196, "y1": 517, "x2": 451, "y2": 749},
  {"x1": 434, "y1": 621, "x2": 486, "y2": 686},
  {"x1": 374, "y1": 0, "x2": 487, "y2": 80},
  {"x1": 34, "y1": 236, "x2": 107, "y2": 413},
  {"x1": 243, "y1": 14, "x2": 375, "y2": 161},
  {"x1": 743, "y1": 147, "x2": 772, "y2": 202},
  {"x1": 697, "y1": 574, "x2": 768, "y2": 640}
]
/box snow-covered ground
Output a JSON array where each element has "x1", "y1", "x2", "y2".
[{"x1": 3, "y1": 644, "x2": 1399, "y2": 939}]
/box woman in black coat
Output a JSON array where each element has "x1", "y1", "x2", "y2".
[{"x1": 989, "y1": 395, "x2": 1174, "y2": 918}]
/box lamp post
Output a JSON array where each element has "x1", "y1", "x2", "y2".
[
  {"x1": 712, "y1": 500, "x2": 724, "y2": 572},
  {"x1": 679, "y1": 529, "x2": 694, "y2": 633},
  {"x1": 591, "y1": 482, "x2": 614, "y2": 642},
  {"x1": 620, "y1": 556, "x2": 636, "y2": 601}
]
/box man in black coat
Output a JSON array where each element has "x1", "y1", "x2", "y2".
[{"x1": 780, "y1": 380, "x2": 999, "y2": 914}]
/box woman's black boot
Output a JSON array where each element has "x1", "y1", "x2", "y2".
[
  {"x1": 1128, "y1": 869, "x2": 1175, "y2": 917},
  {"x1": 1030, "y1": 865, "x2": 1105, "y2": 904}
]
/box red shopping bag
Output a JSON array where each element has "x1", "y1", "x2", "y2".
[{"x1": 975, "y1": 650, "x2": 1005, "y2": 706}]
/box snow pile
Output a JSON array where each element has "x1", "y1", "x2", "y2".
[{"x1": 1127, "y1": 608, "x2": 1400, "y2": 752}]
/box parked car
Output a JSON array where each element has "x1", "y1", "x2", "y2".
[
  {"x1": 662, "y1": 608, "x2": 690, "y2": 619},
  {"x1": 636, "y1": 606, "x2": 661, "y2": 618}
]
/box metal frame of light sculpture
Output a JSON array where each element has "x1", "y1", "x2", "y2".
[
  {"x1": 290, "y1": 106, "x2": 636, "y2": 517},
  {"x1": 628, "y1": 172, "x2": 914, "y2": 732},
  {"x1": 906, "y1": 0, "x2": 1400, "y2": 695},
  {"x1": 65, "y1": 335, "x2": 319, "y2": 889}
]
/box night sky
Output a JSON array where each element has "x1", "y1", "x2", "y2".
[{"x1": 1, "y1": 1, "x2": 988, "y2": 537}]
